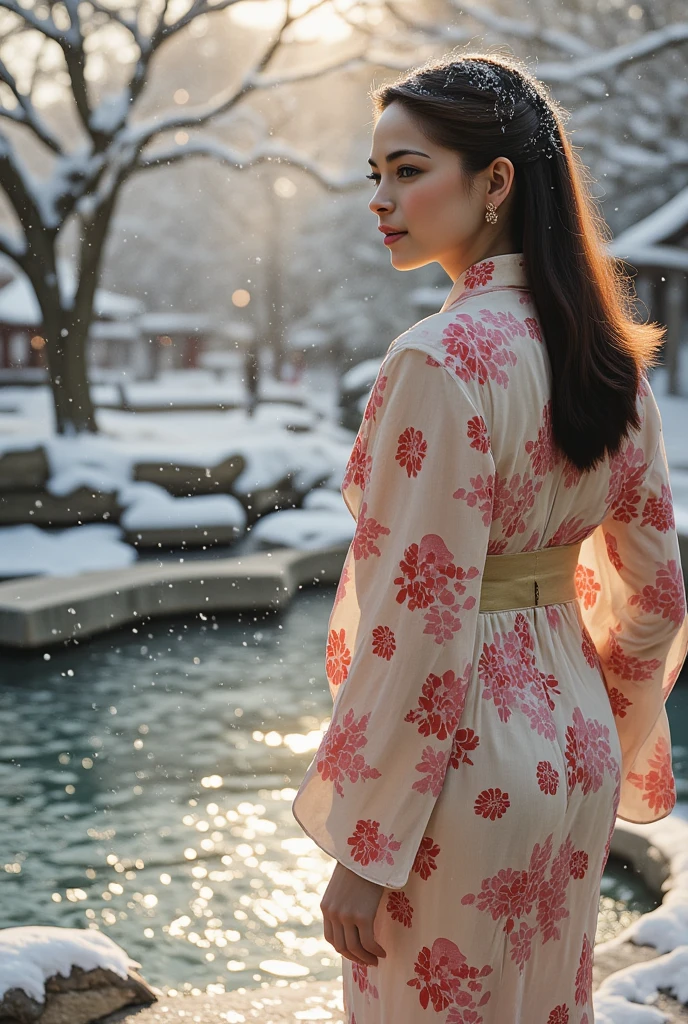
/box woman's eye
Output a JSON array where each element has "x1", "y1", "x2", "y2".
[{"x1": 365, "y1": 167, "x2": 419, "y2": 185}]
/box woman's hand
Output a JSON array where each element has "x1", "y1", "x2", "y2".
[{"x1": 320, "y1": 860, "x2": 388, "y2": 968}]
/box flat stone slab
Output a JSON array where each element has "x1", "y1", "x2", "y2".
[{"x1": 0, "y1": 544, "x2": 349, "y2": 648}]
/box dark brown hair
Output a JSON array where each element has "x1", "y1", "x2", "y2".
[{"x1": 369, "y1": 51, "x2": 665, "y2": 472}]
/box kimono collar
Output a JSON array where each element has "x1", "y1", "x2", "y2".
[{"x1": 444, "y1": 251, "x2": 528, "y2": 310}]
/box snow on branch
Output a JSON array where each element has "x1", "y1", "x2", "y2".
[
  {"x1": 0, "y1": 58, "x2": 64, "y2": 154},
  {"x1": 536, "y1": 22, "x2": 688, "y2": 82},
  {"x1": 447, "y1": 1, "x2": 597, "y2": 58},
  {"x1": 0, "y1": 226, "x2": 26, "y2": 263},
  {"x1": 135, "y1": 135, "x2": 365, "y2": 192},
  {"x1": 127, "y1": 52, "x2": 369, "y2": 149},
  {"x1": 0, "y1": 0, "x2": 63, "y2": 40}
]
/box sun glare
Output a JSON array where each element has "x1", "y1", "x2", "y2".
[{"x1": 229, "y1": 0, "x2": 356, "y2": 43}]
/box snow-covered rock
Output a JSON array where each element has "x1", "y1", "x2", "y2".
[
  {"x1": 250, "y1": 507, "x2": 355, "y2": 550},
  {"x1": 0, "y1": 524, "x2": 137, "y2": 578},
  {"x1": 0, "y1": 925, "x2": 156, "y2": 1023}
]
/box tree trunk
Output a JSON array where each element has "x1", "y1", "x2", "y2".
[{"x1": 42, "y1": 310, "x2": 97, "y2": 434}]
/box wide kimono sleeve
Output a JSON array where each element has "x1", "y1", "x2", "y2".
[
  {"x1": 577, "y1": 388, "x2": 688, "y2": 824},
  {"x1": 291, "y1": 345, "x2": 495, "y2": 888}
]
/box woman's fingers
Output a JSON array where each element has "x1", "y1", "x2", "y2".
[
  {"x1": 357, "y1": 919, "x2": 387, "y2": 961},
  {"x1": 343, "y1": 920, "x2": 378, "y2": 967},
  {"x1": 329, "y1": 919, "x2": 363, "y2": 966}
]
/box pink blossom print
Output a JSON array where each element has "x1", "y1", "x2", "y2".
[
  {"x1": 291, "y1": 256, "x2": 687, "y2": 1022},
  {"x1": 316, "y1": 707, "x2": 381, "y2": 797},
  {"x1": 407, "y1": 937, "x2": 493, "y2": 1014},
  {"x1": 629, "y1": 558, "x2": 686, "y2": 626},
  {"x1": 467, "y1": 415, "x2": 490, "y2": 453},
  {"x1": 396, "y1": 426, "x2": 427, "y2": 478},
  {"x1": 347, "y1": 818, "x2": 401, "y2": 869},
  {"x1": 627, "y1": 735, "x2": 675, "y2": 817}
]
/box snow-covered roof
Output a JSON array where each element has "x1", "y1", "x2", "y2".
[
  {"x1": 611, "y1": 185, "x2": 688, "y2": 249},
  {"x1": 608, "y1": 243, "x2": 688, "y2": 272},
  {"x1": 139, "y1": 312, "x2": 214, "y2": 334}
]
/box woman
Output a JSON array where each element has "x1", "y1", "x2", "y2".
[{"x1": 292, "y1": 51, "x2": 688, "y2": 1023}]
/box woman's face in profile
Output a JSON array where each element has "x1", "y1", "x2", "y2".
[{"x1": 367, "y1": 101, "x2": 513, "y2": 280}]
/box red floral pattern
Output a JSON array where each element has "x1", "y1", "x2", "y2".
[
  {"x1": 396, "y1": 426, "x2": 427, "y2": 478},
  {"x1": 290, "y1": 256, "x2": 687, "y2": 1022},
  {"x1": 406, "y1": 937, "x2": 493, "y2": 1015},
  {"x1": 316, "y1": 706, "x2": 381, "y2": 797},
  {"x1": 627, "y1": 735, "x2": 675, "y2": 816},
  {"x1": 467, "y1": 414, "x2": 490, "y2": 453}
]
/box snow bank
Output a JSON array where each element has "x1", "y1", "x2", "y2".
[
  {"x1": 120, "y1": 487, "x2": 246, "y2": 531},
  {"x1": 0, "y1": 925, "x2": 140, "y2": 1003},
  {"x1": 0, "y1": 524, "x2": 137, "y2": 577},
  {"x1": 593, "y1": 813, "x2": 688, "y2": 1022},
  {"x1": 250, "y1": 507, "x2": 355, "y2": 550}
]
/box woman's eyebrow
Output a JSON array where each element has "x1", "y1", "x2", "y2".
[{"x1": 367, "y1": 149, "x2": 431, "y2": 167}]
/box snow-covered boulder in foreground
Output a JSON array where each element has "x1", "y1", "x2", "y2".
[
  {"x1": 0, "y1": 925, "x2": 156, "y2": 1023},
  {"x1": 119, "y1": 483, "x2": 246, "y2": 547}
]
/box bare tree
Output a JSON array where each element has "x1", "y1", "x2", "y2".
[
  {"x1": 0, "y1": 0, "x2": 382, "y2": 433},
  {"x1": 0, "y1": 0, "x2": 685, "y2": 433}
]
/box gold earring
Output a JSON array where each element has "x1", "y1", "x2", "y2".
[{"x1": 485, "y1": 202, "x2": 499, "y2": 225}]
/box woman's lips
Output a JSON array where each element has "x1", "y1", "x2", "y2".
[{"x1": 383, "y1": 232, "x2": 407, "y2": 246}]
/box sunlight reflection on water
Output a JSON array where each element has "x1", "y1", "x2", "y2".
[{"x1": 0, "y1": 585, "x2": 682, "y2": 993}]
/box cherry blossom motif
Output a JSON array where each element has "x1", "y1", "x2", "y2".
[
  {"x1": 352, "y1": 501, "x2": 390, "y2": 560},
  {"x1": 406, "y1": 937, "x2": 493, "y2": 1015},
  {"x1": 316, "y1": 707, "x2": 381, "y2": 797},
  {"x1": 342, "y1": 434, "x2": 372, "y2": 492},
  {"x1": 480, "y1": 308, "x2": 527, "y2": 337},
  {"x1": 607, "y1": 441, "x2": 648, "y2": 522},
  {"x1": 627, "y1": 735, "x2": 676, "y2": 816},
  {"x1": 474, "y1": 787, "x2": 510, "y2": 820},
  {"x1": 449, "y1": 727, "x2": 481, "y2": 768},
  {"x1": 333, "y1": 558, "x2": 351, "y2": 607},
  {"x1": 640, "y1": 485, "x2": 675, "y2": 531},
  {"x1": 547, "y1": 1006, "x2": 569, "y2": 1024},
  {"x1": 441, "y1": 312, "x2": 518, "y2": 389},
  {"x1": 537, "y1": 761, "x2": 560, "y2": 795},
  {"x1": 607, "y1": 623, "x2": 662, "y2": 680},
  {"x1": 492, "y1": 470, "x2": 543, "y2": 538},
  {"x1": 347, "y1": 818, "x2": 401, "y2": 869},
  {"x1": 570, "y1": 850, "x2": 589, "y2": 879},
  {"x1": 362, "y1": 371, "x2": 388, "y2": 423},
  {"x1": 425, "y1": 353, "x2": 442, "y2": 367},
  {"x1": 487, "y1": 537, "x2": 508, "y2": 555},
  {"x1": 386, "y1": 889, "x2": 413, "y2": 927},
  {"x1": 547, "y1": 516, "x2": 594, "y2": 547},
  {"x1": 523, "y1": 528, "x2": 541, "y2": 551},
  {"x1": 412, "y1": 835, "x2": 441, "y2": 880},
  {"x1": 605, "y1": 530, "x2": 623, "y2": 570},
  {"x1": 563, "y1": 460, "x2": 583, "y2": 488},
  {"x1": 461, "y1": 830, "x2": 591, "y2": 971},
  {"x1": 479, "y1": 613, "x2": 559, "y2": 739},
  {"x1": 326, "y1": 628, "x2": 351, "y2": 686},
  {"x1": 453, "y1": 472, "x2": 494, "y2": 527},
  {"x1": 608, "y1": 686, "x2": 632, "y2": 718},
  {"x1": 574, "y1": 565, "x2": 601, "y2": 609},
  {"x1": 524, "y1": 316, "x2": 542, "y2": 342},
  {"x1": 371, "y1": 624, "x2": 396, "y2": 660},
  {"x1": 546, "y1": 605, "x2": 561, "y2": 629},
  {"x1": 580, "y1": 624, "x2": 599, "y2": 669},
  {"x1": 394, "y1": 533, "x2": 480, "y2": 644},
  {"x1": 629, "y1": 558, "x2": 686, "y2": 626},
  {"x1": 575, "y1": 934, "x2": 593, "y2": 1006},
  {"x1": 525, "y1": 401, "x2": 560, "y2": 476},
  {"x1": 351, "y1": 962, "x2": 379, "y2": 1000},
  {"x1": 404, "y1": 664, "x2": 471, "y2": 740},
  {"x1": 413, "y1": 745, "x2": 451, "y2": 797},
  {"x1": 467, "y1": 414, "x2": 491, "y2": 453},
  {"x1": 464, "y1": 259, "x2": 495, "y2": 289},
  {"x1": 396, "y1": 426, "x2": 428, "y2": 478},
  {"x1": 564, "y1": 707, "x2": 617, "y2": 797}
]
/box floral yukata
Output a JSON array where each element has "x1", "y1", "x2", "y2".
[{"x1": 292, "y1": 252, "x2": 688, "y2": 1023}]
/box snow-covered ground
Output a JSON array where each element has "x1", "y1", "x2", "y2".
[{"x1": 0, "y1": 360, "x2": 686, "y2": 579}]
